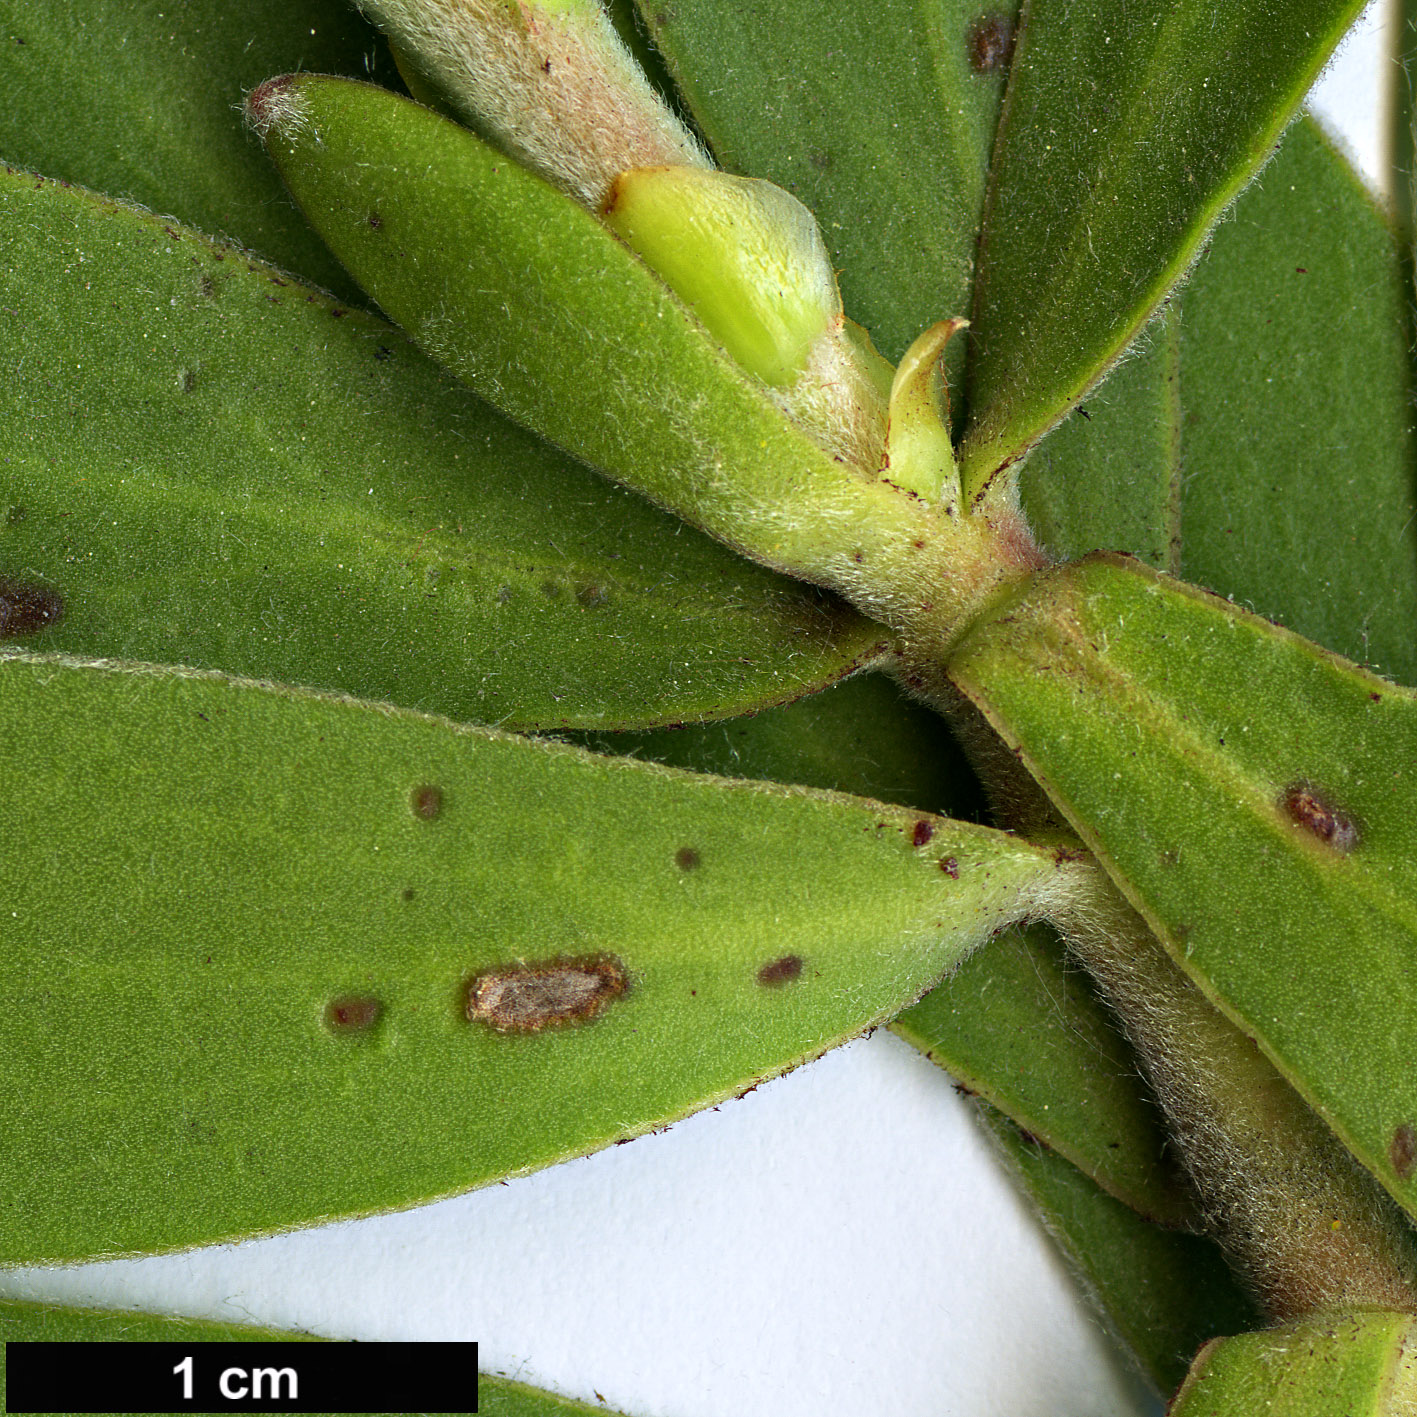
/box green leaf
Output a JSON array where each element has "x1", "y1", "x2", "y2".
[
  {"x1": 961, "y1": 0, "x2": 1365, "y2": 491},
  {"x1": 973, "y1": 1103, "x2": 1260, "y2": 1398},
  {"x1": 894, "y1": 922, "x2": 1194, "y2": 1225},
  {"x1": 1016, "y1": 308, "x2": 1180, "y2": 571},
  {"x1": 0, "y1": 651, "x2": 1062, "y2": 1263},
  {"x1": 0, "y1": 0, "x2": 391, "y2": 301},
  {"x1": 0, "y1": 168, "x2": 886, "y2": 730},
  {"x1": 252, "y1": 75, "x2": 943, "y2": 601},
  {"x1": 0, "y1": 1300, "x2": 625, "y2": 1417},
  {"x1": 637, "y1": 0, "x2": 1015, "y2": 370},
  {"x1": 946, "y1": 553, "x2": 1417, "y2": 1227},
  {"x1": 1169, "y1": 1309, "x2": 1417, "y2": 1416},
  {"x1": 1177, "y1": 118, "x2": 1417, "y2": 685},
  {"x1": 575, "y1": 670, "x2": 984, "y2": 821}
]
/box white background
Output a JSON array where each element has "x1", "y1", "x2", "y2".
[{"x1": 0, "y1": 4, "x2": 1399, "y2": 1415}]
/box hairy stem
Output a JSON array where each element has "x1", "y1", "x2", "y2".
[{"x1": 1055, "y1": 863, "x2": 1417, "y2": 1321}]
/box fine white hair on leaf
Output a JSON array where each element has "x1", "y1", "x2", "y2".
[{"x1": 243, "y1": 75, "x2": 315, "y2": 141}]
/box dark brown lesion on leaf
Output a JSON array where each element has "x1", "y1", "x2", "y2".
[
  {"x1": 1391, "y1": 1123, "x2": 1417, "y2": 1181},
  {"x1": 757, "y1": 955, "x2": 804, "y2": 987},
  {"x1": 467, "y1": 955, "x2": 629, "y2": 1032},
  {"x1": 0, "y1": 578, "x2": 63, "y2": 638},
  {"x1": 911, "y1": 820, "x2": 935, "y2": 848},
  {"x1": 325, "y1": 995, "x2": 382, "y2": 1032},
  {"x1": 966, "y1": 14, "x2": 1016, "y2": 75},
  {"x1": 1281, "y1": 783, "x2": 1359, "y2": 852},
  {"x1": 410, "y1": 783, "x2": 444, "y2": 820},
  {"x1": 675, "y1": 846, "x2": 701, "y2": 872}
]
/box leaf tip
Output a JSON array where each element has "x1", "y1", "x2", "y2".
[{"x1": 244, "y1": 75, "x2": 312, "y2": 142}]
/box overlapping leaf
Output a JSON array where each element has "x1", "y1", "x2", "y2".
[
  {"x1": 0, "y1": 169, "x2": 884, "y2": 729},
  {"x1": 0, "y1": 0, "x2": 393, "y2": 300},
  {"x1": 635, "y1": 0, "x2": 1014, "y2": 376},
  {"x1": 948, "y1": 554, "x2": 1417, "y2": 1227},
  {"x1": 1169, "y1": 1308, "x2": 1417, "y2": 1415},
  {"x1": 962, "y1": 0, "x2": 1366, "y2": 491},
  {"x1": 895, "y1": 923, "x2": 1192, "y2": 1224},
  {"x1": 974, "y1": 1104, "x2": 1257, "y2": 1397}
]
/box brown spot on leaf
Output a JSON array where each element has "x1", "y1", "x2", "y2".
[
  {"x1": 576, "y1": 583, "x2": 609, "y2": 608},
  {"x1": 402, "y1": 887, "x2": 415, "y2": 902},
  {"x1": 912, "y1": 820, "x2": 935, "y2": 848},
  {"x1": 757, "y1": 955, "x2": 804, "y2": 987},
  {"x1": 966, "y1": 14, "x2": 1016, "y2": 74},
  {"x1": 410, "y1": 783, "x2": 444, "y2": 820},
  {"x1": 939, "y1": 856, "x2": 959, "y2": 878},
  {"x1": 466, "y1": 954, "x2": 628, "y2": 1032},
  {"x1": 675, "y1": 846, "x2": 701, "y2": 872},
  {"x1": 368, "y1": 212, "x2": 384, "y2": 229},
  {"x1": 325, "y1": 995, "x2": 382, "y2": 1032},
  {"x1": 0, "y1": 579, "x2": 63, "y2": 638},
  {"x1": 1392, "y1": 1123, "x2": 1417, "y2": 1181},
  {"x1": 1282, "y1": 783, "x2": 1358, "y2": 852}
]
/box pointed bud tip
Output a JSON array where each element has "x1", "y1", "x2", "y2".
[{"x1": 244, "y1": 75, "x2": 311, "y2": 141}]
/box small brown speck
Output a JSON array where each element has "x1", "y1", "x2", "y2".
[
  {"x1": 368, "y1": 212, "x2": 383, "y2": 229},
  {"x1": 939, "y1": 856, "x2": 959, "y2": 878},
  {"x1": 1392, "y1": 1123, "x2": 1417, "y2": 1181},
  {"x1": 576, "y1": 583, "x2": 609, "y2": 608},
  {"x1": 466, "y1": 954, "x2": 628, "y2": 1032},
  {"x1": 675, "y1": 846, "x2": 701, "y2": 872},
  {"x1": 0, "y1": 579, "x2": 63, "y2": 638},
  {"x1": 325, "y1": 995, "x2": 382, "y2": 1032},
  {"x1": 966, "y1": 14, "x2": 1015, "y2": 74},
  {"x1": 402, "y1": 887, "x2": 415, "y2": 902},
  {"x1": 1282, "y1": 783, "x2": 1358, "y2": 852},
  {"x1": 410, "y1": 783, "x2": 444, "y2": 820},
  {"x1": 912, "y1": 820, "x2": 935, "y2": 848},
  {"x1": 757, "y1": 955, "x2": 803, "y2": 987}
]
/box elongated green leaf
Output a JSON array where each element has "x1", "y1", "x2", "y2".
[
  {"x1": 0, "y1": 0, "x2": 389, "y2": 300},
  {"x1": 974, "y1": 1104, "x2": 1258, "y2": 1398},
  {"x1": 946, "y1": 553, "x2": 1417, "y2": 1227},
  {"x1": 253, "y1": 76, "x2": 945, "y2": 605},
  {"x1": 962, "y1": 0, "x2": 1365, "y2": 490},
  {"x1": 895, "y1": 923, "x2": 1193, "y2": 1225},
  {"x1": 1169, "y1": 1309, "x2": 1417, "y2": 1416},
  {"x1": 0, "y1": 168, "x2": 885, "y2": 730},
  {"x1": 637, "y1": 0, "x2": 1016, "y2": 372},
  {"x1": 0, "y1": 651, "x2": 1062, "y2": 1263},
  {"x1": 0, "y1": 1300, "x2": 622, "y2": 1417},
  {"x1": 1177, "y1": 119, "x2": 1417, "y2": 685}
]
